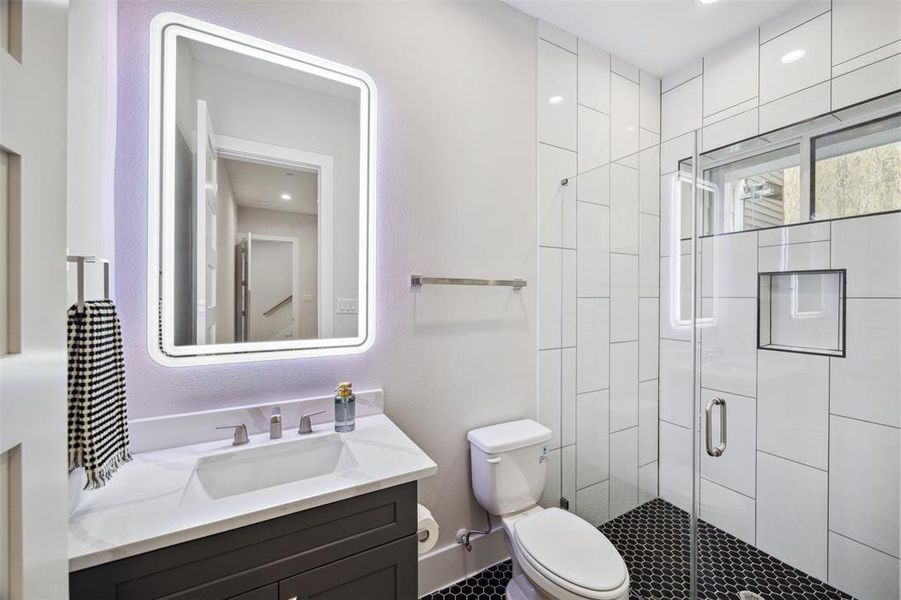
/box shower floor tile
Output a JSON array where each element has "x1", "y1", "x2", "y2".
[{"x1": 423, "y1": 498, "x2": 851, "y2": 600}]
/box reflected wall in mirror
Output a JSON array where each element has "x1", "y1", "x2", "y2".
[{"x1": 149, "y1": 13, "x2": 375, "y2": 365}]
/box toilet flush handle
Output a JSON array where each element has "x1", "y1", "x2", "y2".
[{"x1": 486, "y1": 456, "x2": 502, "y2": 464}]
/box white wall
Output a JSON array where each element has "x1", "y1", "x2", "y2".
[
  {"x1": 237, "y1": 206, "x2": 318, "y2": 340},
  {"x1": 67, "y1": 0, "x2": 117, "y2": 305},
  {"x1": 535, "y1": 20, "x2": 661, "y2": 526},
  {"x1": 116, "y1": 3, "x2": 536, "y2": 594},
  {"x1": 657, "y1": 3, "x2": 900, "y2": 597}
]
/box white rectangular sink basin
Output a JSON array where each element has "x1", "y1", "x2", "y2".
[{"x1": 187, "y1": 433, "x2": 358, "y2": 501}]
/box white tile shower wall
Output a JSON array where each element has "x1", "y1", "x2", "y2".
[
  {"x1": 537, "y1": 20, "x2": 660, "y2": 520},
  {"x1": 657, "y1": 3, "x2": 900, "y2": 595}
]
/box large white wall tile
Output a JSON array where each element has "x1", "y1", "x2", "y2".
[
  {"x1": 639, "y1": 214, "x2": 660, "y2": 298},
  {"x1": 577, "y1": 389, "x2": 610, "y2": 489},
  {"x1": 578, "y1": 40, "x2": 610, "y2": 114},
  {"x1": 577, "y1": 298, "x2": 609, "y2": 392},
  {"x1": 700, "y1": 478, "x2": 756, "y2": 546},
  {"x1": 576, "y1": 480, "x2": 610, "y2": 527},
  {"x1": 659, "y1": 339, "x2": 693, "y2": 429},
  {"x1": 659, "y1": 421, "x2": 692, "y2": 513},
  {"x1": 539, "y1": 247, "x2": 562, "y2": 349},
  {"x1": 659, "y1": 253, "x2": 692, "y2": 341},
  {"x1": 638, "y1": 298, "x2": 659, "y2": 381},
  {"x1": 610, "y1": 164, "x2": 639, "y2": 254},
  {"x1": 760, "y1": 0, "x2": 830, "y2": 43},
  {"x1": 638, "y1": 379, "x2": 658, "y2": 466},
  {"x1": 703, "y1": 30, "x2": 759, "y2": 118},
  {"x1": 538, "y1": 143, "x2": 576, "y2": 248},
  {"x1": 638, "y1": 462, "x2": 658, "y2": 504},
  {"x1": 758, "y1": 240, "x2": 830, "y2": 272},
  {"x1": 759, "y1": 222, "x2": 830, "y2": 247},
  {"x1": 661, "y1": 76, "x2": 702, "y2": 142},
  {"x1": 701, "y1": 231, "x2": 758, "y2": 298},
  {"x1": 561, "y1": 348, "x2": 576, "y2": 447},
  {"x1": 541, "y1": 446, "x2": 563, "y2": 509},
  {"x1": 611, "y1": 56, "x2": 639, "y2": 83},
  {"x1": 757, "y1": 350, "x2": 829, "y2": 470},
  {"x1": 831, "y1": 212, "x2": 900, "y2": 298},
  {"x1": 759, "y1": 13, "x2": 830, "y2": 104},
  {"x1": 702, "y1": 108, "x2": 758, "y2": 153},
  {"x1": 832, "y1": 54, "x2": 901, "y2": 110},
  {"x1": 639, "y1": 128, "x2": 659, "y2": 151},
  {"x1": 828, "y1": 532, "x2": 900, "y2": 600},
  {"x1": 577, "y1": 163, "x2": 609, "y2": 206},
  {"x1": 610, "y1": 426, "x2": 639, "y2": 519},
  {"x1": 831, "y1": 0, "x2": 901, "y2": 67},
  {"x1": 577, "y1": 106, "x2": 611, "y2": 174},
  {"x1": 610, "y1": 341, "x2": 639, "y2": 432},
  {"x1": 638, "y1": 147, "x2": 660, "y2": 215},
  {"x1": 562, "y1": 249, "x2": 577, "y2": 347},
  {"x1": 611, "y1": 254, "x2": 639, "y2": 342},
  {"x1": 538, "y1": 19, "x2": 577, "y2": 53},
  {"x1": 539, "y1": 39, "x2": 577, "y2": 150},
  {"x1": 577, "y1": 202, "x2": 610, "y2": 298},
  {"x1": 610, "y1": 74, "x2": 639, "y2": 160},
  {"x1": 757, "y1": 452, "x2": 828, "y2": 580},
  {"x1": 700, "y1": 389, "x2": 757, "y2": 498},
  {"x1": 539, "y1": 349, "x2": 563, "y2": 449},
  {"x1": 639, "y1": 71, "x2": 661, "y2": 134},
  {"x1": 759, "y1": 82, "x2": 831, "y2": 133},
  {"x1": 699, "y1": 298, "x2": 757, "y2": 398},
  {"x1": 831, "y1": 299, "x2": 901, "y2": 428},
  {"x1": 660, "y1": 133, "x2": 695, "y2": 175},
  {"x1": 663, "y1": 59, "x2": 702, "y2": 93},
  {"x1": 829, "y1": 415, "x2": 900, "y2": 558}
]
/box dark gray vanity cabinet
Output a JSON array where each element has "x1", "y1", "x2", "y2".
[{"x1": 69, "y1": 483, "x2": 418, "y2": 600}]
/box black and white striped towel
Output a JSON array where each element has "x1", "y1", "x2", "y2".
[{"x1": 68, "y1": 299, "x2": 131, "y2": 489}]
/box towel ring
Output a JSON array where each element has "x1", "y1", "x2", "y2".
[{"x1": 67, "y1": 255, "x2": 110, "y2": 312}]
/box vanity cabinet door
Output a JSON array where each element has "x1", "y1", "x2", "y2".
[
  {"x1": 279, "y1": 535, "x2": 417, "y2": 600},
  {"x1": 229, "y1": 584, "x2": 278, "y2": 600}
]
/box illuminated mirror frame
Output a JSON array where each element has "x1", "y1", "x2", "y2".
[{"x1": 147, "y1": 13, "x2": 376, "y2": 366}]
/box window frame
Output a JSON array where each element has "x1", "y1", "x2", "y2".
[{"x1": 696, "y1": 105, "x2": 901, "y2": 237}]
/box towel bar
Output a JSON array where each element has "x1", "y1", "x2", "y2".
[
  {"x1": 410, "y1": 275, "x2": 526, "y2": 289},
  {"x1": 67, "y1": 255, "x2": 110, "y2": 312}
]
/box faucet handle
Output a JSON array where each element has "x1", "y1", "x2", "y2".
[
  {"x1": 216, "y1": 424, "x2": 250, "y2": 446},
  {"x1": 298, "y1": 410, "x2": 327, "y2": 435}
]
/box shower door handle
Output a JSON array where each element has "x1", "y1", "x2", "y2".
[{"x1": 705, "y1": 397, "x2": 727, "y2": 457}]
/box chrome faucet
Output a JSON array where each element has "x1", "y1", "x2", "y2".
[
  {"x1": 270, "y1": 407, "x2": 283, "y2": 439},
  {"x1": 216, "y1": 423, "x2": 249, "y2": 446},
  {"x1": 298, "y1": 410, "x2": 327, "y2": 435}
]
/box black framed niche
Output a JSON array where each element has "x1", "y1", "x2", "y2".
[{"x1": 758, "y1": 269, "x2": 846, "y2": 358}]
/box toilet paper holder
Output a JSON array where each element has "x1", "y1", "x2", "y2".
[{"x1": 417, "y1": 528, "x2": 431, "y2": 543}]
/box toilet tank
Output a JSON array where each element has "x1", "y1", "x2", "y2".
[{"x1": 467, "y1": 420, "x2": 552, "y2": 516}]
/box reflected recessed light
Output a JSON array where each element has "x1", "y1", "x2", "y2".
[
  {"x1": 548, "y1": 95, "x2": 563, "y2": 105},
  {"x1": 781, "y1": 49, "x2": 806, "y2": 64},
  {"x1": 699, "y1": 0, "x2": 718, "y2": 4},
  {"x1": 280, "y1": 193, "x2": 292, "y2": 201}
]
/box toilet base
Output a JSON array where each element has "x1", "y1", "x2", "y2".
[{"x1": 504, "y1": 565, "x2": 549, "y2": 600}]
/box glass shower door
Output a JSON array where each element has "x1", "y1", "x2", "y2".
[{"x1": 685, "y1": 107, "x2": 901, "y2": 600}]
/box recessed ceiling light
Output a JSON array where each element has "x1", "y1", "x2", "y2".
[
  {"x1": 548, "y1": 95, "x2": 563, "y2": 105},
  {"x1": 280, "y1": 193, "x2": 292, "y2": 201},
  {"x1": 699, "y1": 0, "x2": 718, "y2": 5},
  {"x1": 781, "y1": 49, "x2": 806, "y2": 64}
]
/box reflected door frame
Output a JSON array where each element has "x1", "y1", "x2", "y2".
[
  {"x1": 237, "y1": 233, "x2": 301, "y2": 341},
  {"x1": 214, "y1": 134, "x2": 334, "y2": 340}
]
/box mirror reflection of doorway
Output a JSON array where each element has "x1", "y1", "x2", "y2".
[{"x1": 235, "y1": 235, "x2": 303, "y2": 343}]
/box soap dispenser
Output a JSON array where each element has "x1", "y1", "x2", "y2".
[{"x1": 334, "y1": 382, "x2": 356, "y2": 432}]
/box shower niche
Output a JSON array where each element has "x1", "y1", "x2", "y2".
[{"x1": 758, "y1": 269, "x2": 846, "y2": 357}]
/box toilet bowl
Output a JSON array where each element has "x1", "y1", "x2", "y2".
[{"x1": 467, "y1": 420, "x2": 629, "y2": 600}]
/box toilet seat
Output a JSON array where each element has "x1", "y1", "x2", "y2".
[{"x1": 511, "y1": 508, "x2": 629, "y2": 600}]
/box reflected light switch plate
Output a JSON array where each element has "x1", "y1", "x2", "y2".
[{"x1": 337, "y1": 298, "x2": 358, "y2": 314}]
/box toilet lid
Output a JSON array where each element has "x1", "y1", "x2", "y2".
[{"x1": 514, "y1": 508, "x2": 627, "y2": 593}]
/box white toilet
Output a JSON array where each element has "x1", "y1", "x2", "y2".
[{"x1": 468, "y1": 419, "x2": 630, "y2": 600}]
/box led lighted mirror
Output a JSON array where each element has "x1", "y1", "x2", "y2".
[{"x1": 148, "y1": 13, "x2": 376, "y2": 365}]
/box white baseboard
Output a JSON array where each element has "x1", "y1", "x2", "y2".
[{"x1": 417, "y1": 525, "x2": 509, "y2": 598}]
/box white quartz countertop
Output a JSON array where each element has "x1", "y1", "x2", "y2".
[{"x1": 68, "y1": 414, "x2": 437, "y2": 572}]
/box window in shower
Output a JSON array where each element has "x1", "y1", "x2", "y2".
[
  {"x1": 702, "y1": 144, "x2": 801, "y2": 236},
  {"x1": 811, "y1": 113, "x2": 901, "y2": 220},
  {"x1": 758, "y1": 269, "x2": 846, "y2": 357}
]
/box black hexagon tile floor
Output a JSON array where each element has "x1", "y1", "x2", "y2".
[{"x1": 423, "y1": 498, "x2": 852, "y2": 600}]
